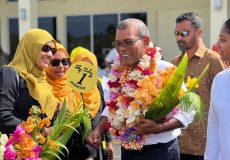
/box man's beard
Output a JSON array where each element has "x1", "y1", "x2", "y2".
[{"x1": 177, "y1": 40, "x2": 189, "y2": 52}]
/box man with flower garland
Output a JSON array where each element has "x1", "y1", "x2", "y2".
[
  {"x1": 171, "y1": 12, "x2": 227, "y2": 160},
  {"x1": 87, "y1": 18, "x2": 194, "y2": 160}
]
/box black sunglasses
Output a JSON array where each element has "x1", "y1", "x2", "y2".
[
  {"x1": 174, "y1": 30, "x2": 190, "y2": 37},
  {"x1": 42, "y1": 45, "x2": 57, "y2": 55},
  {"x1": 50, "y1": 58, "x2": 70, "y2": 67}
]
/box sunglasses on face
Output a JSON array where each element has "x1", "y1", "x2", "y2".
[
  {"x1": 50, "y1": 58, "x2": 70, "y2": 67},
  {"x1": 112, "y1": 38, "x2": 141, "y2": 48},
  {"x1": 174, "y1": 30, "x2": 190, "y2": 37},
  {"x1": 42, "y1": 45, "x2": 57, "y2": 55}
]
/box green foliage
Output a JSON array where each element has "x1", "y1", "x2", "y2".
[
  {"x1": 145, "y1": 53, "x2": 208, "y2": 126},
  {"x1": 179, "y1": 92, "x2": 205, "y2": 126},
  {"x1": 145, "y1": 53, "x2": 188, "y2": 121},
  {"x1": 42, "y1": 99, "x2": 92, "y2": 160}
]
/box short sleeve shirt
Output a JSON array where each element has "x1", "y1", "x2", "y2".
[{"x1": 171, "y1": 41, "x2": 227, "y2": 155}]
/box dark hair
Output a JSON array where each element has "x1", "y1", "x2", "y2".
[
  {"x1": 223, "y1": 18, "x2": 230, "y2": 34},
  {"x1": 176, "y1": 12, "x2": 203, "y2": 30},
  {"x1": 117, "y1": 18, "x2": 150, "y2": 38}
]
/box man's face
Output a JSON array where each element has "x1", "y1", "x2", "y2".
[
  {"x1": 114, "y1": 25, "x2": 148, "y2": 68},
  {"x1": 175, "y1": 20, "x2": 199, "y2": 52}
]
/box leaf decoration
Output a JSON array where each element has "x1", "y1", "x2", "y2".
[
  {"x1": 145, "y1": 53, "x2": 208, "y2": 126},
  {"x1": 145, "y1": 53, "x2": 188, "y2": 121}
]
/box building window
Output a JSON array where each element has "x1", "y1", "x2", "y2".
[
  {"x1": 8, "y1": 17, "x2": 57, "y2": 60},
  {"x1": 67, "y1": 15, "x2": 90, "y2": 53},
  {"x1": 9, "y1": 18, "x2": 19, "y2": 61},
  {"x1": 93, "y1": 14, "x2": 117, "y2": 69},
  {"x1": 38, "y1": 17, "x2": 57, "y2": 40},
  {"x1": 121, "y1": 12, "x2": 147, "y2": 25}
]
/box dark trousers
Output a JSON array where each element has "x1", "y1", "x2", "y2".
[
  {"x1": 121, "y1": 138, "x2": 180, "y2": 160},
  {"x1": 180, "y1": 154, "x2": 204, "y2": 160}
]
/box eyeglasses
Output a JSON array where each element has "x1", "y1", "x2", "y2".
[
  {"x1": 50, "y1": 58, "x2": 70, "y2": 67},
  {"x1": 42, "y1": 45, "x2": 57, "y2": 55},
  {"x1": 112, "y1": 38, "x2": 141, "y2": 48},
  {"x1": 174, "y1": 30, "x2": 190, "y2": 37}
]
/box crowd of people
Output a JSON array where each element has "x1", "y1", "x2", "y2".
[{"x1": 0, "y1": 11, "x2": 229, "y2": 160}]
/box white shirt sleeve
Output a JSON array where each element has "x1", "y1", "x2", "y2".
[{"x1": 173, "y1": 109, "x2": 195, "y2": 128}]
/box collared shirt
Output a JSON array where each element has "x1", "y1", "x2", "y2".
[
  {"x1": 171, "y1": 41, "x2": 227, "y2": 155},
  {"x1": 102, "y1": 60, "x2": 194, "y2": 146}
]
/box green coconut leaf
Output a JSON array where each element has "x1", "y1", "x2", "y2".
[
  {"x1": 179, "y1": 92, "x2": 205, "y2": 127},
  {"x1": 145, "y1": 53, "x2": 208, "y2": 124},
  {"x1": 81, "y1": 115, "x2": 92, "y2": 140},
  {"x1": 56, "y1": 99, "x2": 67, "y2": 126},
  {"x1": 42, "y1": 99, "x2": 92, "y2": 160},
  {"x1": 42, "y1": 150, "x2": 62, "y2": 160},
  {"x1": 145, "y1": 53, "x2": 188, "y2": 121},
  {"x1": 55, "y1": 141, "x2": 69, "y2": 155}
]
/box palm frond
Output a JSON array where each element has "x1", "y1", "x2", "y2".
[
  {"x1": 80, "y1": 113, "x2": 92, "y2": 140},
  {"x1": 55, "y1": 99, "x2": 67, "y2": 126},
  {"x1": 179, "y1": 92, "x2": 205, "y2": 127},
  {"x1": 42, "y1": 98, "x2": 92, "y2": 160},
  {"x1": 42, "y1": 150, "x2": 62, "y2": 160}
]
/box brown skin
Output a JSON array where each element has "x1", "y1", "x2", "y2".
[
  {"x1": 133, "y1": 118, "x2": 183, "y2": 135},
  {"x1": 36, "y1": 41, "x2": 55, "y2": 69},
  {"x1": 217, "y1": 24, "x2": 230, "y2": 62},
  {"x1": 175, "y1": 20, "x2": 203, "y2": 59}
]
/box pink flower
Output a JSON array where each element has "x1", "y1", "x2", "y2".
[
  {"x1": 24, "y1": 157, "x2": 40, "y2": 160},
  {"x1": 12, "y1": 125, "x2": 24, "y2": 142},
  {"x1": 5, "y1": 136, "x2": 13, "y2": 147},
  {"x1": 33, "y1": 145, "x2": 42, "y2": 157},
  {"x1": 110, "y1": 92, "x2": 117, "y2": 99},
  {"x1": 4, "y1": 146, "x2": 16, "y2": 160}
]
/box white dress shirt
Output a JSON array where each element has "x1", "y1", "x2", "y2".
[{"x1": 102, "y1": 60, "x2": 194, "y2": 145}]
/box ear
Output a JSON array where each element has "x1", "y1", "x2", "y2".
[
  {"x1": 143, "y1": 36, "x2": 150, "y2": 47},
  {"x1": 197, "y1": 28, "x2": 203, "y2": 38}
]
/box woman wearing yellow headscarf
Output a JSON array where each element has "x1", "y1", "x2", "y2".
[
  {"x1": 46, "y1": 44, "x2": 103, "y2": 160},
  {"x1": 46, "y1": 43, "x2": 100, "y2": 118},
  {"x1": 70, "y1": 46, "x2": 114, "y2": 160},
  {"x1": 0, "y1": 29, "x2": 58, "y2": 135}
]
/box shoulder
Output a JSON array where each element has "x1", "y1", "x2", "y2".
[
  {"x1": 211, "y1": 69, "x2": 229, "y2": 94},
  {"x1": 213, "y1": 68, "x2": 230, "y2": 82},
  {"x1": 204, "y1": 49, "x2": 222, "y2": 61},
  {"x1": 0, "y1": 66, "x2": 19, "y2": 86},
  {"x1": 170, "y1": 55, "x2": 181, "y2": 66},
  {"x1": 203, "y1": 49, "x2": 227, "y2": 70},
  {"x1": 0, "y1": 66, "x2": 18, "y2": 76}
]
